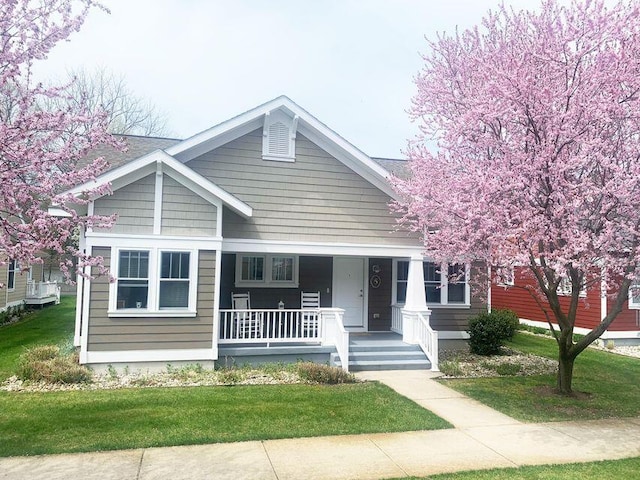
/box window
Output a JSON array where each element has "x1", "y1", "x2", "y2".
[
  {"x1": 112, "y1": 248, "x2": 196, "y2": 315},
  {"x1": 7, "y1": 259, "x2": 16, "y2": 290},
  {"x1": 117, "y1": 251, "x2": 149, "y2": 309},
  {"x1": 241, "y1": 256, "x2": 264, "y2": 282},
  {"x1": 159, "y1": 252, "x2": 190, "y2": 308},
  {"x1": 555, "y1": 276, "x2": 586, "y2": 297},
  {"x1": 394, "y1": 260, "x2": 469, "y2": 306},
  {"x1": 235, "y1": 254, "x2": 298, "y2": 287},
  {"x1": 496, "y1": 267, "x2": 514, "y2": 287}
]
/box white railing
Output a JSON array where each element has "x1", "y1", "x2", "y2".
[
  {"x1": 26, "y1": 281, "x2": 60, "y2": 303},
  {"x1": 401, "y1": 308, "x2": 438, "y2": 371},
  {"x1": 391, "y1": 305, "x2": 403, "y2": 333},
  {"x1": 320, "y1": 308, "x2": 349, "y2": 372},
  {"x1": 414, "y1": 312, "x2": 438, "y2": 371},
  {"x1": 219, "y1": 309, "x2": 322, "y2": 345}
]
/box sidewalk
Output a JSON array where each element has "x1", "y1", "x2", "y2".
[{"x1": 1, "y1": 370, "x2": 639, "y2": 480}]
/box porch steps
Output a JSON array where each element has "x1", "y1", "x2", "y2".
[{"x1": 331, "y1": 333, "x2": 431, "y2": 371}]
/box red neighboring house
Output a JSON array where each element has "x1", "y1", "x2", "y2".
[{"x1": 490, "y1": 267, "x2": 640, "y2": 346}]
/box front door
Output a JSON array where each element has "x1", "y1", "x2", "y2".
[{"x1": 333, "y1": 257, "x2": 365, "y2": 329}]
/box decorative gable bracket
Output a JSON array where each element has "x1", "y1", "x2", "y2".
[{"x1": 262, "y1": 110, "x2": 298, "y2": 162}]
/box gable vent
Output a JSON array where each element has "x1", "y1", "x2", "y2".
[
  {"x1": 268, "y1": 122, "x2": 290, "y2": 156},
  {"x1": 262, "y1": 111, "x2": 298, "y2": 162}
]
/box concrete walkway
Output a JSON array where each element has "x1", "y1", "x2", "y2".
[{"x1": 1, "y1": 370, "x2": 639, "y2": 480}]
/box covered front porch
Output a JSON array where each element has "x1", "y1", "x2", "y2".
[{"x1": 216, "y1": 253, "x2": 438, "y2": 371}]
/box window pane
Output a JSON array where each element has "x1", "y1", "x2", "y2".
[
  {"x1": 397, "y1": 261, "x2": 409, "y2": 281},
  {"x1": 423, "y1": 262, "x2": 440, "y2": 282},
  {"x1": 271, "y1": 256, "x2": 293, "y2": 281},
  {"x1": 117, "y1": 279, "x2": 149, "y2": 309},
  {"x1": 161, "y1": 252, "x2": 190, "y2": 279},
  {"x1": 448, "y1": 283, "x2": 465, "y2": 303},
  {"x1": 426, "y1": 285, "x2": 441, "y2": 303},
  {"x1": 159, "y1": 281, "x2": 189, "y2": 308},
  {"x1": 397, "y1": 282, "x2": 407, "y2": 303},
  {"x1": 241, "y1": 256, "x2": 263, "y2": 281},
  {"x1": 119, "y1": 251, "x2": 149, "y2": 278}
]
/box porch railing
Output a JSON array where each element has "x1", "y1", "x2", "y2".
[
  {"x1": 401, "y1": 307, "x2": 439, "y2": 371},
  {"x1": 391, "y1": 305, "x2": 403, "y2": 333},
  {"x1": 219, "y1": 309, "x2": 322, "y2": 345},
  {"x1": 26, "y1": 280, "x2": 61, "y2": 303},
  {"x1": 414, "y1": 311, "x2": 438, "y2": 371},
  {"x1": 320, "y1": 308, "x2": 349, "y2": 372}
]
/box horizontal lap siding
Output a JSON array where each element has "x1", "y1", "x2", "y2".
[
  {"x1": 87, "y1": 247, "x2": 215, "y2": 352},
  {"x1": 608, "y1": 306, "x2": 640, "y2": 331},
  {"x1": 5, "y1": 268, "x2": 28, "y2": 305},
  {"x1": 429, "y1": 301, "x2": 484, "y2": 331},
  {"x1": 94, "y1": 174, "x2": 155, "y2": 234},
  {"x1": 189, "y1": 130, "x2": 419, "y2": 246},
  {"x1": 161, "y1": 175, "x2": 217, "y2": 236},
  {"x1": 491, "y1": 267, "x2": 602, "y2": 330}
]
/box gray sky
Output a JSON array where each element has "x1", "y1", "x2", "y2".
[{"x1": 35, "y1": 0, "x2": 544, "y2": 159}]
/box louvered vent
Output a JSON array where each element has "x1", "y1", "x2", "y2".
[{"x1": 267, "y1": 122, "x2": 290, "y2": 156}]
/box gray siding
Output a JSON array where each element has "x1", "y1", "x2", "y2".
[
  {"x1": 87, "y1": 247, "x2": 216, "y2": 351},
  {"x1": 188, "y1": 130, "x2": 420, "y2": 245},
  {"x1": 161, "y1": 175, "x2": 217, "y2": 236},
  {"x1": 94, "y1": 174, "x2": 155, "y2": 234}
]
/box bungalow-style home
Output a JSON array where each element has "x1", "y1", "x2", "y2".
[
  {"x1": 1, "y1": 259, "x2": 60, "y2": 313},
  {"x1": 491, "y1": 267, "x2": 640, "y2": 346},
  {"x1": 64, "y1": 96, "x2": 486, "y2": 371}
]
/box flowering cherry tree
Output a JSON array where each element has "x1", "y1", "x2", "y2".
[
  {"x1": 0, "y1": 0, "x2": 120, "y2": 283},
  {"x1": 394, "y1": 0, "x2": 640, "y2": 394}
]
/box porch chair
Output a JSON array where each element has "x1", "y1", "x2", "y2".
[
  {"x1": 231, "y1": 292, "x2": 262, "y2": 339},
  {"x1": 301, "y1": 291, "x2": 321, "y2": 337}
]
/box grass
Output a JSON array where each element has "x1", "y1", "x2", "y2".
[
  {"x1": 397, "y1": 457, "x2": 640, "y2": 479},
  {"x1": 0, "y1": 382, "x2": 450, "y2": 457},
  {"x1": 439, "y1": 333, "x2": 640, "y2": 422},
  {"x1": 0, "y1": 296, "x2": 76, "y2": 380},
  {"x1": 0, "y1": 298, "x2": 450, "y2": 457}
]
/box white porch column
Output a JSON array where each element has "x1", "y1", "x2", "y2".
[{"x1": 402, "y1": 255, "x2": 431, "y2": 344}]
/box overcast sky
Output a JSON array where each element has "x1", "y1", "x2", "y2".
[{"x1": 34, "y1": 0, "x2": 546, "y2": 159}]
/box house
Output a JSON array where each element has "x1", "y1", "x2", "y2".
[
  {"x1": 64, "y1": 97, "x2": 486, "y2": 371},
  {"x1": 491, "y1": 267, "x2": 640, "y2": 346},
  {"x1": 1, "y1": 259, "x2": 60, "y2": 313}
]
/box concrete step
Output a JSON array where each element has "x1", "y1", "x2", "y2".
[
  {"x1": 349, "y1": 344, "x2": 423, "y2": 353},
  {"x1": 333, "y1": 358, "x2": 432, "y2": 371},
  {"x1": 331, "y1": 342, "x2": 432, "y2": 371}
]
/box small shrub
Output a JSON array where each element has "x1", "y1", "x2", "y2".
[
  {"x1": 296, "y1": 362, "x2": 356, "y2": 384},
  {"x1": 440, "y1": 360, "x2": 464, "y2": 376},
  {"x1": 217, "y1": 368, "x2": 243, "y2": 384},
  {"x1": 17, "y1": 345, "x2": 92, "y2": 384},
  {"x1": 467, "y1": 309, "x2": 518, "y2": 355},
  {"x1": 495, "y1": 362, "x2": 521, "y2": 376},
  {"x1": 606, "y1": 340, "x2": 616, "y2": 350},
  {"x1": 532, "y1": 326, "x2": 548, "y2": 335}
]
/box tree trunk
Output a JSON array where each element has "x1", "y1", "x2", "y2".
[{"x1": 557, "y1": 349, "x2": 575, "y2": 395}]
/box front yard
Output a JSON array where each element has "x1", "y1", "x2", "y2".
[
  {"x1": 0, "y1": 297, "x2": 450, "y2": 457},
  {"x1": 439, "y1": 333, "x2": 640, "y2": 422}
]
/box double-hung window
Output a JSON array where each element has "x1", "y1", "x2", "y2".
[
  {"x1": 236, "y1": 254, "x2": 298, "y2": 287},
  {"x1": 394, "y1": 260, "x2": 469, "y2": 306},
  {"x1": 112, "y1": 249, "x2": 196, "y2": 315},
  {"x1": 7, "y1": 259, "x2": 16, "y2": 290}
]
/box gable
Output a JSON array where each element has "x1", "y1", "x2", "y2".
[{"x1": 187, "y1": 129, "x2": 419, "y2": 246}]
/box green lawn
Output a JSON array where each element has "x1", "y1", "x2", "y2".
[
  {"x1": 398, "y1": 457, "x2": 640, "y2": 479},
  {"x1": 440, "y1": 333, "x2": 640, "y2": 422},
  {"x1": 0, "y1": 298, "x2": 451, "y2": 457},
  {"x1": 0, "y1": 296, "x2": 76, "y2": 380}
]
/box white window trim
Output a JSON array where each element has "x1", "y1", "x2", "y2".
[
  {"x1": 235, "y1": 254, "x2": 299, "y2": 288},
  {"x1": 108, "y1": 247, "x2": 198, "y2": 317},
  {"x1": 392, "y1": 259, "x2": 471, "y2": 307},
  {"x1": 554, "y1": 276, "x2": 587, "y2": 298},
  {"x1": 496, "y1": 266, "x2": 515, "y2": 287}
]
